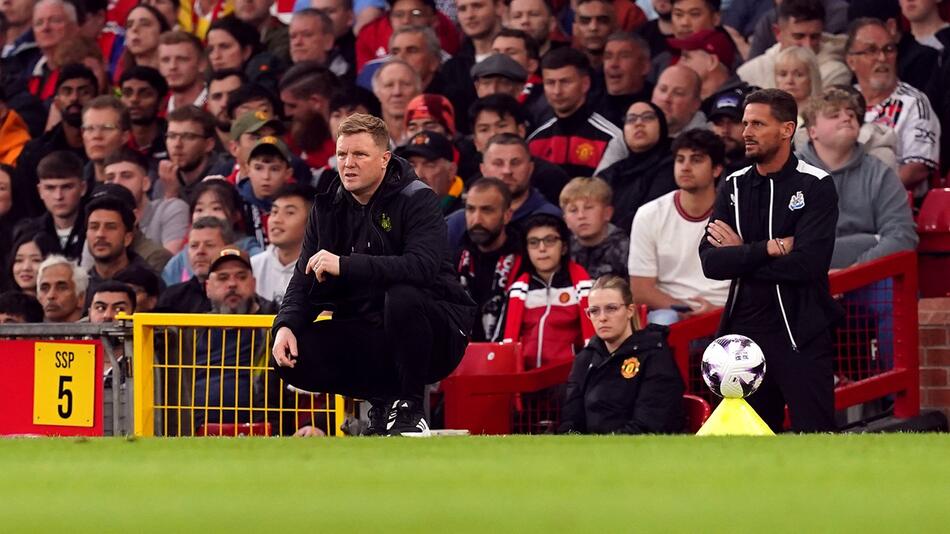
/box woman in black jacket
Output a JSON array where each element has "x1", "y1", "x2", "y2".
[
  {"x1": 596, "y1": 101, "x2": 677, "y2": 232},
  {"x1": 558, "y1": 275, "x2": 684, "y2": 434}
]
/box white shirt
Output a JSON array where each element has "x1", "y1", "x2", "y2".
[
  {"x1": 250, "y1": 245, "x2": 295, "y2": 305},
  {"x1": 863, "y1": 81, "x2": 941, "y2": 197},
  {"x1": 628, "y1": 190, "x2": 730, "y2": 306}
]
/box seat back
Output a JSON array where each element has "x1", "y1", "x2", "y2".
[
  {"x1": 683, "y1": 394, "x2": 711, "y2": 433},
  {"x1": 450, "y1": 342, "x2": 522, "y2": 377}
]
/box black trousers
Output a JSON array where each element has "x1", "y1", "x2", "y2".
[
  {"x1": 737, "y1": 329, "x2": 836, "y2": 433},
  {"x1": 274, "y1": 284, "x2": 469, "y2": 401}
]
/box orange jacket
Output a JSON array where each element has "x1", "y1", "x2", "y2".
[{"x1": 0, "y1": 109, "x2": 31, "y2": 166}]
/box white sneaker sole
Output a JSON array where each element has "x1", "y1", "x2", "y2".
[{"x1": 400, "y1": 428, "x2": 432, "y2": 438}]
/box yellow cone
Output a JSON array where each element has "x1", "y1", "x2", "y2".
[{"x1": 696, "y1": 397, "x2": 775, "y2": 436}]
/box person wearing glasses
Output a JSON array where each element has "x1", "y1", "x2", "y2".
[
  {"x1": 354, "y1": 0, "x2": 460, "y2": 72},
  {"x1": 845, "y1": 17, "x2": 940, "y2": 202},
  {"x1": 597, "y1": 101, "x2": 677, "y2": 231},
  {"x1": 80, "y1": 96, "x2": 131, "y2": 186},
  {"x1": 502, "y1": 213, "x2": 594, "y2": 370},
  {"x1": 557, "y1": 275, "x2": 685, "y2": 434}
]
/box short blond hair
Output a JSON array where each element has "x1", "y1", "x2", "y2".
[
  {"x1": 801, "y1": 87, "x2": 863, "y2": 129},
  {"x1": 559, "y1": 176, "x2": 612, "y2": 209},
  {"x1": 337, "y1": 113, "x2": 390, "y2": 149},
  {"x1": 774, "y1": 46, "x2": 822, "y2": 101}
]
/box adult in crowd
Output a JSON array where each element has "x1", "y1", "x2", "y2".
[
  {"x1": 119, "y1": 66, "x2": 169, "y2": 173},
  {"x1": 773, "y1": 46, "x2": 822, "y2": 124},
  {"x1": 234, "y1": 0, "x2": 291, "y2": 63},
  {"x1": 573, "y1": 0, "x2": 618, "y2": 69},
  {"x1": 629, "y1": 128, "x2": 728, "y2": 325},
  {"x1": 206, "y1": 69, "x2": 247, "y2": 148},
  {"x1": 395, "y1": 131, "x2": 464, "y2": 215},
  {"x1": 597, "y1": 100, "x2": 676, "y2": 231},
  {"x1": 271, "y1": 113, "x2": 475, "y2": 437},
  {"x1": 288, "y1": 8, "x2": 336, "y2": 67},
  {"x1": 156, "y1": 106, "x2": 219, "y2": 201},
  {"x1": 155, "y1": 216, "x2": 233, "y2": 313},
  {"x1": 455, "y1": 177, "x2": 522, "y2": 343},
  {"x1": 505, "y1": 0, "x2": 562, "y2": 58},
  {"x1": 117, "y1": 4, "x2": 170, "y2": 79},
  {"x1": 527, "y1": 47, "x2": 627, "y2": 177},
  {"x1": 470, "y1": 53, "x2": 528, "y2": 101},
  {"x1": 15, "y1": 64, "x2": 95, "y2": 216},
  {"x1": 86, "y1": 280, "x2": 135, "y2": 323},
  {"x1": 651, "y1": 64, "x2": 707, "y2": 137},
  {"x1": 699, "y1": 89, "x2": 842, "y2": 433},
  {"x1": 503, "y1": 213, "x2": 594, "y2": 370},
  {"x1": 796, "y1": 87, "x2": 918, "y2": 269},
  {"x1": 104, "y1": 147, "x2": 189, "y2": 254},
  {"x1": 158, "y1": 31, "x2": 207, "y2": 112},
  {"x1": 597, "y1": 32, "x2": 654, "y2": 127},
  {"x1": 20, "y1": 151, "x2": 87, "y2": 260},
  {"x1": 846, "y1": 17, "x2": 940, "y2": 201},
  {"x1": 636, "y1": 0, "x2": 674, "y2": 59},
  {"x1": 7, "y1": 232, "x2": 58, "y2": 297},
  {"x1": 746, "y1": 0, "x2": 849, "y2": 60},
  {"x1": 371, "y1": 58, "x2": 421, "y2": 144},
  {"x1": 560, "y1": 176, "x2": 630, "y2": 279},
  {"x1": 669, "y1": 28, "x2": 745, "y2": 103},
  {"x1": 736, "y1": 0, "x2": 849, "y2": 90},
  {"x1": 354, "y1": 0, "x2": 460, "y2": 71},
  {"x1": 37, "y1": 254, "x2": 87, "y2": 322},
  {"x1": 707, "y1": 87, "x2": 753, "y2": 175},
  {"x1": 557, "y1": 276, "x2": 685, "y2": 434},
  {"x1": 80, "y1": 96, "x2": 131, "y2": 185},
  {"x1": 309, "y1": 0, "x2": 357, "y2": 78},
  {"x1": 251, "y1": 183, "x2": 314, "y2": 305}
]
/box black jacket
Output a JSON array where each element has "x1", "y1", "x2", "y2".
[
  {"x1": 597, "y1": 146, "x2": 676, "y2": 231},
  {"x1": 699, "y1": 155, "x2": 844, "y2": 350},
  {"x1": 155, "y1": 276, "x2": 210, "y2": 314},
  {"x1": 558, "y1": 325, "x2": 685, "y2": 434},
  {"x1": 274, "y1": 156, "x2": 476, "y2": 334},
  {"x1": 15, "y1": 123, "x2": 88, "y2": 217}
]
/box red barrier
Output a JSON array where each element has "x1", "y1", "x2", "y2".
[{"x1": 442, "y1": 251, "x2": 921, "y2": 433}]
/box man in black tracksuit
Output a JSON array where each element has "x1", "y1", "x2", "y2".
[
  {"x1": 271, "y1": 114, "x2": 475, "y2": 437},
  {"x1": 700, "y1": 89, "x2": 842, "y2": 433}
]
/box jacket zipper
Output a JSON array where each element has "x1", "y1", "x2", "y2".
[
  {"x1": 534, "y1": 274, "x2": 554, "y2": 369},
  {"x1": 727, "y1": 178, "x2": 742, "y2": 318},
  {"x1": 768, "y1": 178, "x2": 798, "y2": 350}
]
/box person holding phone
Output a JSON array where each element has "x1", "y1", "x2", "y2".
[{"x1": 628, "y1": 129, "x2": 731, "y2": 325}]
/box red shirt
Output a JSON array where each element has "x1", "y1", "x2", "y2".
[{"x1": 355, "y1": 12, "x2": 461, "y2": 72}]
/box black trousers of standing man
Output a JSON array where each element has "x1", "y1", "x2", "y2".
[{"x1": 274, "y1": 284, "x2": 469, "y2": 401}]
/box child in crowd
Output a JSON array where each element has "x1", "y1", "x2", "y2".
[
  {"x1": 559, "y1": 176, "x2": 630, "y2": 279},
  {"x1": 238, "y1": 136, "x2": 295, "y2": 248}
]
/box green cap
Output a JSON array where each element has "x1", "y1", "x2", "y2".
[
  {"x1": 248, "y1": 135, "x2": 293, "y2": 163},
  {"x1": 230, "y1": 110, "x2": 285, "y2": 141}
]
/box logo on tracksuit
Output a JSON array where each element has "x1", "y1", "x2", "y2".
[
  {"x1": 620, "y1": 357, "x2": 640, "y2": 379},
  {"x1": 788, "y1": 191, "x2": 805, "y2": 211},
  {"x1": 380, "y1": 213, "x2": 392, "y2": 232}
]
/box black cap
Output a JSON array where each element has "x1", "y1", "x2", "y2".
[
  {"x1": 86, "y1": 183, "x2": 137, "y2": 230},
  {"x1": 708, "y1": 89, "x2": 744, "y2": 122},
  {"x1": 395, "y1": 131, "x2": 455, "y2": 162}
]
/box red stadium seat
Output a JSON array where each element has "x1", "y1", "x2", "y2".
[
  {"x1": 196, "y1": 422, "x2": 272, "y2": 437},
  {"x1": 683, "y1": 394, "x2": 711, "y2": 433},
  {"x1": 442, "y1": 342, "x2": 523, "y2": 434},
  {"x1": 917, "y1": 188, "x2": 950, "y2": 297},
  {"x1": 449, "y1": 341, "x2": 523, "y2": 377}
]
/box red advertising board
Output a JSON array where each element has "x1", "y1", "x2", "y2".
[{"x1": 0, "y1": 340, "x2": 104, "y2": 436}]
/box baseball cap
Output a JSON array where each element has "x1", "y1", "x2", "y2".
[
  {"x1": 230, "y1": 110, "x2": 286, "y2": 141},
  {"x1": 85, "y1": 183, "x2": 137, "y2": 229},
  {"x1": 209, "y1": 248, "x2": 253, "y2": 273},
  {"x1": 708, "y1": 89, "x2": 745, "y2": 122},
  {"x1": 395, "y1": 131, "x2": 455, "y2": 162},
  {"x1": 404, "y1": 94, "x2": 456, "y2": 136},
  {"x1": 470, "y1": 54, "x2": 528, "y2": 83},
  {"x1": 668, "y1": 28, "x2": 736, "y2": 69},
  {"x1": 248, "y1": 136, "x2": 293, "y2": 163}
]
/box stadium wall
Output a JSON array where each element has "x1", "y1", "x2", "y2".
[{"x1": 919, "y1": 298, "x2": 950, "y2": 420}]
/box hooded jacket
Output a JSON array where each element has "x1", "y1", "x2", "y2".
[
  {"x1": 699, "y1": 154, "x2": 843, "y2": 350},
  {"x1": 557, "y1": 325, "x2": 685, "y2": 435},
  {"x1": 797, "y1": 141, "x2": 918, "y2": 269},
  {"x1": 274, "y1": 156, "x2": 476, "y2": 338}
]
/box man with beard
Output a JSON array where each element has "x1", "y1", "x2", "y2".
[
  {"x1": 708, "y1": 87, "x2": 751, "y2": 175},
  {"x1": 119, "y1": 66, "x2": 169, "y2": 176},
  {"x1": 158, "y1": 31, "x2": 207, "y2": 112},
  {"x1": 206, "y1": 69, "x2": 247, "y2": 149},
  {"x1": 455, "y1": 177, "x2": 522, "y2": 342},
  {"x1": 699, "y1": 88, "x2": 841, "y2": 433},
  {"x1": 37, "y1": 254, "x2": 87, "y2": 322},
  {"x1": 636, "y1": 0, "x2": 674, "y2": 58},
  {"x1": 80, "y1": 96, "x2": 131, "y2": 185},
  {"x1": 506, "y1": 0, "x2": 563, "y2": 58},
  {"x1": 573, "y1": 0, "x2": 618, "y2": 69},
  {"x1": 156, "y1": 106, "x2": 218, "y2": 201},
  {"x1": 846, "y1": 17, "x2": 940, "y2": 202},
  {"x1": 278, "y1": 61, "x2": 338, "y2": 170},
  {"x1": 15, "y1": 64, "x2": 96, "y2": 216}
]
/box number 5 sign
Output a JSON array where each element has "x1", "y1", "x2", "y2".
[{"x1": 33, "y1": 343, "x2": 96, "y2": 427}]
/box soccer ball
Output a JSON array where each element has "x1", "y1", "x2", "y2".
[{"x1": 702, "y1": 335, "x2": 767, "y2": 398}]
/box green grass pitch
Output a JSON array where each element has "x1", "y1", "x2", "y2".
[{"x1": 0, "y1": 434, "x2": 948, "y2": 532}]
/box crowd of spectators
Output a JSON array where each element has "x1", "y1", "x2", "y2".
[{"x1": 0, "y1": 0, "x2": 933, "y2": 433}]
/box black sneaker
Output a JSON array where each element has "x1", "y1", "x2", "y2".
[
  {"x1": 364, "y1": 399, "x2": 391, "y2": 436},
  {"x1": 386, "y1": 399, "x2": 431, "y2": 437}
]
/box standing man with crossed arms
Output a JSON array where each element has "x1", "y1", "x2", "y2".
[
  {"x1": 271, "y1": 113, "x2": 475, "y2": 437},
  {"x1": 699, "y1": 88, "x2": 842, "y2": 433}
]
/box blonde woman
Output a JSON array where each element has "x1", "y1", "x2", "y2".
[{"x1": 774, "y1": 46, "x2": 823, "y2": 126}]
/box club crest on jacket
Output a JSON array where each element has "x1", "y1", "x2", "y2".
[
  {"x1": 620, "y1": 357, "x2": 640, "y2": 379},
  {"x1": 788, "y1": 191, "x2": 805, "y2": 211}
]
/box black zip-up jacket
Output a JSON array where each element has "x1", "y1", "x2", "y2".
[
  {"x1": 557, "y1": 325, "x2": 685, "y2": 434},
  {"x1": 699, "y1": 154, "x2": 844, "y2": 350},
  {"x1": 274, "y1": 156, "x2": 476, "y2": 336}
]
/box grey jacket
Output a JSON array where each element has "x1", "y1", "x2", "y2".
[{"x1": 797, "y1": 141, "x2": 918, "y2": 269}]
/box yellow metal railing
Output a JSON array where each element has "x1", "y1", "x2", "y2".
[{"x1": 127, "y1": 313, "x2": 346, "y2": 437}]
